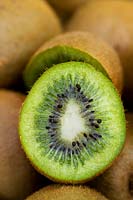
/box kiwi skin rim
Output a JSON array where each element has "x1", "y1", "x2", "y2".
[
  {"x1": 20, "y1": 61, "x2": 126, "y2": 184},
  {"x1": 24, "y1": 45, "x2": 109, "y2": 90}
]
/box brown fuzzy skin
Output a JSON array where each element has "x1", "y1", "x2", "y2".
[
  {"x1": 66, "y1": 0, "x2": 133, "y2": 106},
  {"x1": 0, "y1": 0, "x2": 62, "y2": 88},
  {"x1": 89, "y1": 113, "x2": 133, "y2": 200},
  {"x1": 0, "y1": 90, "x2": 39, "y2": 200},
  {"x1": 26, "y1": 185, "x2": 108, "y2": 200},
  {"x1": 32, "y1": 31, "x2": 123, "y2": 93}
]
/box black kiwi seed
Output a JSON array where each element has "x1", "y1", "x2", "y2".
[
  {"x1": 72, "y1": 142, "x2": 76, "y2": 147},
  {"x1": 89, "y1": 134, "x2": 97, "y2": 141},
  {"x1": 97, "y1": 119, "x2": 102, "y2": 124},
  {"x1": 83, "y1": 133, "x2": 88, "y2": 138},
  {"x1": 76, "y1": 141, "x2": 80, "y2": 146},
  {"x1": 76, "y1": 84, "x2": 81, "y2": 92}
]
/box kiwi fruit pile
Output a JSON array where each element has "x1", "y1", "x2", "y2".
[
  {"x1": 26, "y1": 185, "x2": 108, "y2": 200},
  {"x1": 0, "y1": 0, "x2": 132, "y2": 199},
  {"x1": 66, "y1": 0, "x2": 133, "y2": 109},
  {"x1": 0, "y1": 0, "x2": 62, "y2": 88}
]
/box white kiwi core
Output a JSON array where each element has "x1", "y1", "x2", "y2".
[{"x1": 60, "y1": 100, "x2": 86, "y2": 141}]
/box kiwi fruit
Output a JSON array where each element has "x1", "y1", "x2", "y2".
[
  {"x1": 19, "y1": 60, "x2": 125, "y2": 183},
  {"x1": 23, "y1": 32, "x2": 123, "y2": 93},
  {"x1": 0, "y1": 90, "x2": 39, "y2": 200},
  {"x1": 89, "y1": 113, "x2": 133, "y2": 200},
  {"x1": 0, "y1": 0, "x2": 62, "y2": 88},
  {"x1": 26, "y1": 185, "x2": 108, "y2": 200},
  {"x1": 66, "y1": 0, "x2": 133, "y2": 108}
]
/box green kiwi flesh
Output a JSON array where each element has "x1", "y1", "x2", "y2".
[
  {"x1": 26, "y1": 185, "x2": 109, "y2": 200},
  {"x1": 24, "y1": 45, "x2": 109, "y2": 90},
  {"x1": 19, "y1": 62, "x2": 125, "y2": 183}
]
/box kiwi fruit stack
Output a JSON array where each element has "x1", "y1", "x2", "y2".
[
  {"x1": 89, "y1": 113, "x2": 133, "y2": 200},
  {"x1": 66, "y1": 0, "x2": 133, "y2": 109},
  {"x1": 19, "y1": 32, "x2": 126, "y2": 184},
  {"x1": 0, "y1": 0, "x2": 62, "y2": 88},
  {"x1": 26, "y1": 185, "x2": 108, "y2": 200},
  {"x1": 0, "y1": 90, "x2": 40, "y2": 200},
  {"x1": 0, "y1": 1, "x2": 129, "y2": 199}
]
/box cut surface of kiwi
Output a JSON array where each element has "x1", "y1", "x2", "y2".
[
  {"x1": 26, "y1": 185, "x2": 108, "y2": 200},
  {"x1": 19, "y1": 61, "x2": 126, "y2": 183},
  {"x1": 23, "y1": 32, "x2": 123, "y2": 93}
]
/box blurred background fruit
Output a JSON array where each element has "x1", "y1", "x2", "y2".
[
  {"x1": 0, "y1": 0, "x2": 62, "y2": 88},
  {"x1": 0, "y1": 90, "x2": 46, "y2": 200}
]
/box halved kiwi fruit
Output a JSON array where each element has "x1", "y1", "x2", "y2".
[
  {"x1": 23, "y1": 32, "x2": 123, "y2": 93},
  {"x1": 0, "y1": 0, "x2": 62, "y2": 88},
  {"x1": 26, "y1": 185, "x2": 108, "y2": 200},
  {"x1": 19, "y1": 61, "x2": 126, "y2": 183},
  {"x1": 89, "y1": 112, "x2": 133, "y2": 200},
  {"x1": 66, "y1": 0, "x2": 133, "y2": 108},
  {"x1": 0, "y1": 90, "x2": 38, "y2": 200}
]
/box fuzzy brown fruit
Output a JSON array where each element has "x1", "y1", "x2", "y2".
[
  {"x1": 66, "y1": 0, "x2": 133, "y2": 107},
  {"x1": 26, "y1": 185, "x2": 109, "y2": 200},
  {"x1": 0, "y1": 0, "x2": 62, "y2": 88},
  {"x1": 0, "y1": 90, "x2": 39, "y2": 200},
  {"x1": 89, "y1": 113, "x2": 133, "y2": 200},
  {"x1": 24, "y1": 31, "x2": 123, "y2": 93}
]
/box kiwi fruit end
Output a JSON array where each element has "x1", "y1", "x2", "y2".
[
  {"x1": 66, "y1": 0, "x2": 133, "y2": 108},
  {"x1": 24, "y1": 32, "x2": 123, "y2": 93},
  {"x1": 0, "y1": 0, "x2": 62, "y2": 88},
  {"x1": 90, "y1": 113, "x2": 133, "y2": 200},
  {"x1": 20, "y1": 60, "x2": 126, "y2": 183},
  {"x1": 26, "y1": 185, "x2": 108, "y2": 200}
]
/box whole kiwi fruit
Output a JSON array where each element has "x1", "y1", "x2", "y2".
[
  {"x1": 0, "y1": 90, "x2": 39, "y2": 200},
  {"x1": 0, "y1": 0, "x2": 62, "y2": 88},
  {"x1": 26, "y1": 185, "x2": 108, "y2": 200},
  {"x1": 66, "y1": 0, "x2": 133, "y2": 108},
  {"x1": 19, "y1": 57, "x2": 125, "y2": 183},
  {"x1": 24, "y1": 31, "x2": 123, "y2": 93},
  {"x1": 89, "y1": 113, "x2": 133, "y2": 200}
]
